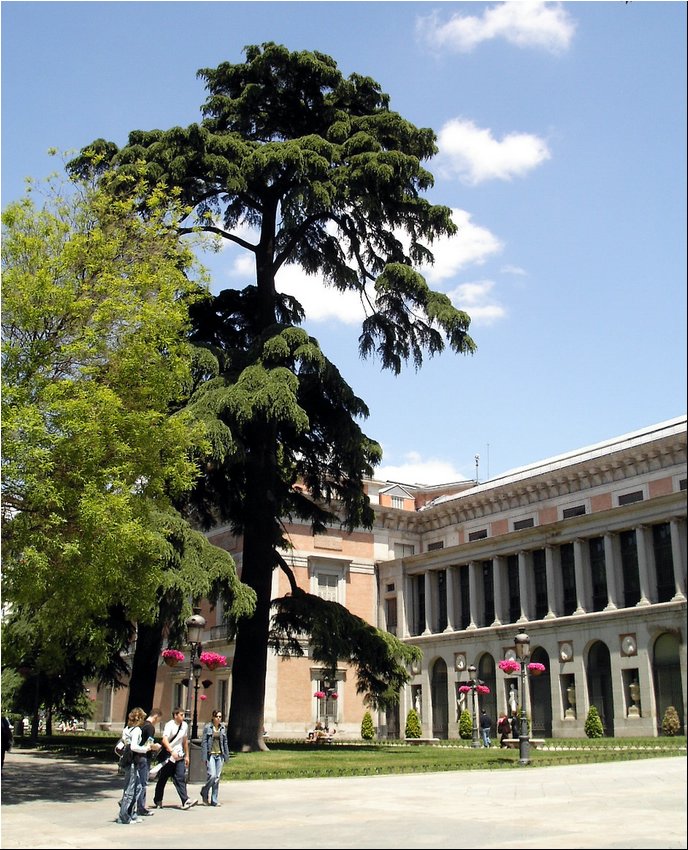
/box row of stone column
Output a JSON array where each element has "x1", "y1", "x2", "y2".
[{"x1": 400, "y1": 517, "x2": 686, "y2": 637}]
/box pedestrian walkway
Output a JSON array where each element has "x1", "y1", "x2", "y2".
[{"x1": 1, "y1": 748, "x2": 686, "y2": 849}]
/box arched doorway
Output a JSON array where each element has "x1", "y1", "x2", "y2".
[
  {"x1": 478, "y1": 654, "x2": 496, "y2": 722},
  {"x1": 653, "y1": 633, "x2": 685, "y2": 735},
  {"x1": 431, "y1": 658, "x2": 448, "y2": 738},
  {"x1": 529, "y1": 647, "x2": 552, "y2": 737},
  {"x1": 587, "y1": 641, "x2": 614, "y2": 736}
]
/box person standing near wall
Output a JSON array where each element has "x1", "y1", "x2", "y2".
[{"x1": 479, "y1": 709, "x2": 492, "y2": 747}]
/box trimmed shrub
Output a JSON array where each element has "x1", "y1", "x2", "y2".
[
  {"x1": 459, "y1": 709, "x2": 473, "y2": 740},
  {"x1": 584, "y1": 705, "x2": 604, "y2": 738},
  {"x1": 662, "y1": 706, "x2": 681, "y2": 736},
  {"x1": 405, "y1": 708, "x2": 422, "y2": 738},
  {"x1": 361, "y1": 711, "x2": 375, "y2": 741}
]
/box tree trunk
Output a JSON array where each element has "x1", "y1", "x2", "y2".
[{"x1": 127, "y1": 621, "x2": 164, "y2": 716}]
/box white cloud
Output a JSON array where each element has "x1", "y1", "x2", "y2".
[
  {"x1": 376, "y1": 451, "x2": 469, "y2": 486},
  {"x1": 500, "y1": 264, "x2": 527, "y2": 276},
  {"x1": 437, "y1": 118, "x2": 551, "y2": 186},
  {"x1": 419, "y1": 208, "x2": 503, "y2": 282},
  {"x1": 446, "y1": 279, "x2": 506, "y2": 326},
  {"x1": 210, "y1": 209, "x2": 506, "y2": 326},
  {"x1": 417, "y1": 1, "x2": 576, "y2": 54}
]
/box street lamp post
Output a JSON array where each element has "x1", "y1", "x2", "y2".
[
  {"x1": 184, "y1": 609, "x2": 206, "y2": 734},
  {"x1": 467, "y1": 665, "x2": 481, "y2": 748},
  {"x1": 514, "y1": 632, "x2": 531, "y2": 766},
  {"x1": 322, "y1": 675, "x2": 336, "y2": 731}
]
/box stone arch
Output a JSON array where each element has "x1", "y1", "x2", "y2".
[
  {"x1": 652, "y1": 632, "x2": 685, "y2": 735},
  {"x1": 586, "y1": 640, "x2": 614, "y2": 736},
  {"x1": 529, "y1": 646, "x2": 552, "y2": 737},
  {"x1": 430, "y1": 657, "x2": 448, "y2": 738}
]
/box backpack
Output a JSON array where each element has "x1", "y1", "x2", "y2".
[{"x1": 115, "y1": 725, "x2": 134, "y2": 769}]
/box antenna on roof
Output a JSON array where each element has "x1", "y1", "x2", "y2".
[{"x1": 474, "y1": 454, "x2": 480, "y2": 484}]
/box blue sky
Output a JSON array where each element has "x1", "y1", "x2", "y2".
[{"x1": 2, "y1": 1, "x2": 686, "y2": 484}]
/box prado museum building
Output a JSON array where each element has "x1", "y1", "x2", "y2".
[{"x1": 96, "y1": 416, "x2": 686, "y2": 741}]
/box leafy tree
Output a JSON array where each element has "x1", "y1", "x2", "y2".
[
  {"x1": 70, "y1": 43, "x2": 476, "y2": 751},
  {"x1": 405, "y1": 708, "x2": 422, "y2": 739},
  {"x1": 459, "y1": 709, "x2": 473, "y2": 740},
  {"x1": 361, "y1": 710, "x2": 375, "y2": 741},
  {"x1": 584, "y1": 705, "x2": 604, "y2": 738},
  {"x1": 1, "y1": 172, "x2": 255, "y2": 689}
]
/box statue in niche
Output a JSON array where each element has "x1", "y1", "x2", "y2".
[
  {"x1": 414, "y1": 689, "x2": 422, "y2": 718},
  {"x1": 508, "y1": 684, "x2": 518, "y2": 717}
]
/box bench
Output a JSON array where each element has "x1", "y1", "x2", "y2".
[
  {"x1": 306, "y1": 730, "x2": 335, "y2": 744},
  {"x1": 500, "y1": 738, "x2": 545, "y2": 749}
]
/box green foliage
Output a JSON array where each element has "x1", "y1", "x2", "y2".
[
  {"x1": 661, "y1": 706, "x2": 681, "y2": 736},
  {"x1": 1, "y1": 171, "x2": 254, "y2": 678},
  {"x1": 405, "y1": 708, "x2": 422, "y2": 739},
  {"x1": 459, "y1": 709, "x2": 473, "y2": 740},
  {"x1": 361, "y1": 711, "x2": 375, "y2": 741},
  {"x1": 69, "y1": 43, "x2": 477, "y2": 750},
  {"x1": 584, "y1": 705, "x2": 604, "y2": 738}
]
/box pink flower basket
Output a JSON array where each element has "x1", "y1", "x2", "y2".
[{"x1": 498, "y1": 659, "x2": 521, "y2": 674}]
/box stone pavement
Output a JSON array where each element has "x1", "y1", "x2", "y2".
[{"x1": 1, "y1": 748, "x2": 686, "y2": 849}]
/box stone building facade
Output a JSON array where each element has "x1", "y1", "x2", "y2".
[{"x1": 93, "y1": 416, "x2": 686, "y2": 739}]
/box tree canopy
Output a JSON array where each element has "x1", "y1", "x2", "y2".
[
  {"x1": 1, "y1": 172, "x2": 255, "y2": 688},
  {"x1": 69, "y1": 43, "x2": 476, "y2": 750}
]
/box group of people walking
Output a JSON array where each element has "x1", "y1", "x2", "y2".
[{"x1": 117, "y1": 705, "x2": 230, "y2": 825}]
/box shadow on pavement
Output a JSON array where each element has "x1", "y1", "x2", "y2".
[{"x1": 1, "y1": 750, "x2": 122, "y2": 806}]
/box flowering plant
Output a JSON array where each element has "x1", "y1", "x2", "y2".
[
  {"x1": 161, "y1": 649, "x2": 185, "y2": 662},
  {"x1": 458, "y1": 685, "x2": 471, "y2": 694},
  {"x1": 314, "y1": 691, "x2": 326, "y2": 699},
  {"x1": 528, "y1": 662, "x2": 546, "y2": 673},
  {"x1": 199, "y1": 651, "x2": 227, "y2": 668},
  {"x1": 476, "y1": 684, "x2": 490, "y2": 695},
  {"x1": 199, "y1": 694, "x2": 208, "y2": 701},
  {"x1": 498, "y1": 659, "x2": 521, "y2": 674},
  {"x1": 331, "y1": 693, "x2": 339, "y2": 700}
]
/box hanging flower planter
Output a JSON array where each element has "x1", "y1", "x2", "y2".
[
  {"x1": 161, "y1": 649, "x2": 185, "y2": 667},
  {"x1": 528, "y1": 662, "x2": 546, "y2": 677},
  {"x1": 498, "y1": 659, "x2": 521, "y2": 674},
  {"x1": 200, "y1": 651, "x2": 227, "y2": 672}
]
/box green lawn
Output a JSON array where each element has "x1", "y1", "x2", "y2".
[{"x1": 16, "y1": 734, "x2": 686, "y2": 779}]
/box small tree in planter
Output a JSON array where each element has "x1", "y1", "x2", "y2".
[
  {"x1": 584, "y1": 705, "x2": 604, "y2": 738},
  {"x1": 661, "y1": 705, "x2": 681, "y2": 736},
  {"x1": 361, "y1": 711, "x2": 375, "y2": 741},
  {"x1": 405, "y1": 708, "x2": 422, "y2": 739},
  {"x1": 459, "y1": 709, "x2": 473, "y2": 740}
]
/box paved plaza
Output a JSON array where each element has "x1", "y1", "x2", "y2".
[{"x1": 1, "y1": 748, "x2": 686, "y2": 849}]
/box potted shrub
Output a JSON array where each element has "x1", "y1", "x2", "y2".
[
  {"x1": 459, "y1": 709, "x2": 473, "y2": 740},
  {"x1": 361, "y1": 711, "x2": 375, "y2": 741},
  {"x1": 661, "y1": 705, "x2": 680, "y2": 736},
  {"x1": 584, "y1": 705, "x2": 604, "y2": 738},
  {"x1": 405, "y1": 708, "x2": 422, "y2": 739}
]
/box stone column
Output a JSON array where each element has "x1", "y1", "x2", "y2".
[
  {"x1": 544, "y1": 545, "x2": 557, "y2": 618},
  {"x1": 467, "y1": 561, "x2": 479, "y2": 629},
  {"x1": 399, "y1": 576, "x2": 409, "y2": 638},
  {"x1": 669, "y1": 517, "x2": 687, "y2": 601},
  {"x1": 423, "y1": 571, "x2": 433, "y2": 634},
  {"x1": 492, "y1": 556, "x2": 504, "y2": 625},
  {"x1": 517, "y1": 550, "x2": 529, "y2": 623},
  {"x1": 445, "y1": 566, "x2": 456, "y2": 632},
  {"x1": 603, "y1": 532, "x2": 619, "y2": 610},
  {"x1": 573, "y1": 538, "x2": 587, "y2": 614},
  {"x1": 635, "y1": 525, "x2": 652, "y2": 606}
]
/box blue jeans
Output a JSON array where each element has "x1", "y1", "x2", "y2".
[
  {"x1": 481, "y1": 728, "x2": 491, "y2": 747},
  {"x1": 136, "y1": 756, "x2": 151, "y2": 813},
  {"x1": 201, "y1": 755, "x2": 224, "y2": 805},
  {"x1": 118, "y1": 763, "x2": 141, "y2": 823}
]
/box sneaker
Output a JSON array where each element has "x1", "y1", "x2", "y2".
[
  {"x1": 138, "y1": 810, "x2": 154, "y2": 817},
  {"x1": 201, "y1": 795, "x2": 209, "y2": 806},
  {"x1": 181, "y1": 799, "x2": 198, "y2": 810},
  {"x1": 211, "y1": 802, "x2": 222, "y2": 807},
  {"x1": 152, "y1": 802, "x2": 163, "y2": 809}
]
